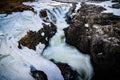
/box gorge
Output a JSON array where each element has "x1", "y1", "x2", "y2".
[{"x1": 0, "y1": 0, "x2": 120, "y2": 80}]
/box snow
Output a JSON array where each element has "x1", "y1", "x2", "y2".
[
  {"x1": 0, "y1": 0, "x2": 100, "y2": 80},
  {"x1": 85, "y1": 24, "x2": 89, "y2": 28},
  {"x1": 75, "y1": 2, "x2": 81, "y2": 12},
  {"x1": 87, "y1": 1, "x2": 120, "y2": 16},
  {"x1": 0, "y1": 0, "x2": 72, "y2": 80},
  {"x1": 41, "y1": 32, "x2": 45, "y2": 36}
]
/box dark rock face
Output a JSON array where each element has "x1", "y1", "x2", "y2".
[
  {"x1": 64, "y1": 23, "x2": 91, "y2": 54},
  {"x1": 112, "y1": 0, "x2": 120, "y2": 2},
  {"x1": 51, "y1": 60, "x2": 78, "y2": 80},
  {"x1": 30, "y1": 65, "x2": 48, "y2": 80},
  {"x1": 64, "y1": 2, "x2": 120, "y2": 80},
  {"x1": 65, "y1": 2, "x2": 106, "y2": 54},
  {"x1": 31, "y1": 71, "x2": 48, "y2": 80},
  {"x1": 90, "y1": 0, "x2": 109, "y2": 1},
  {"x1": 0, "y1": 0, "x2": 34, "y2": 14},
  {"x1": 39, "y1": 9, "x2": 56, "y2": 23},
  {"x1": 40, "y1": 9, "x2": 48, "y2": 17},
  {"x1": 18, "y1": 22, "x2": 57, "y2": 50},
  {"x1": 111, "y1": 3, "x2": 120, "y2": 9}
]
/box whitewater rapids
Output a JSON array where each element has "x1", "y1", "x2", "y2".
[{"x1": 0, "y1": 0, "x2": 94, "y2": 80}]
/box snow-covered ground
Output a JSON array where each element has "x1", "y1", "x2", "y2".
[
  {"x1": 87, "y1": 1, "x2": 120, "y2": 16},
  {"x1": 0, "y1": 0, "x2": 71, "y2": 80}
]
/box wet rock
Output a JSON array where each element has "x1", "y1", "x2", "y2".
[
  {"x1": 66, "y1": 3, "x2": 77, "y2": 24},
  {"x1": 39, "y1": 9, "x2": 56, "y2": 23},
  {"x1": 64, "y1": 2, "x2": 120, "y2": 80},
  {"x1": 0, "y1": 0, "x2": 34, "y2": 14},
  {"x1": 51, "y1": 59, "x2": 78, "y2": 80},
  {"x1": 91, "y1": 37, "x2": 120, "y2": 80},
  {"x1": 18, "y1": 22, "x2": 57, "y2": 50},
  {"x1": 89, "y1": 0, "x2": 109, "y2": 1},
  {"x1": 112, "y1": 0, "x2": 120, "y2": 2},
  {"x1": 40, "y1": 9, "x2": 47, "y2": 17},
  {"x1": 91, "y1": 13, "x2": 120, "y2": 25},
  {"x1": 64, "y1": 23, "x2": 91, "y2": 54},
  {"x1": 30, "y1": 65, "x2": 48, "y2": 80},
  {"x1": 111, "y1": 3, "x2": 120, "y2": 9}
]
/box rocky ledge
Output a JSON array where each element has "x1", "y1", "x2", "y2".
[
  {"x1": 51, "y1": 59, "x2": 79, "y2": 80},
  {"x1": 18, "y1": 22, "x2": 57, "y2": 50},
  {"x1": 64, "y1": 2, "x2": 120, "y2": 80},
  {"x1": 0, "y1": 0, "x2": 34, "y2": 14}
]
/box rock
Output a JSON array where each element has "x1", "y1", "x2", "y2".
[
  {"x1": 112, "y1": 0, "x2": 120, "y2": 2},
  {"x1": 111, "y1": 3, "x2": 120, "y2": 9},
  {"x1": 64, "y1": 2, "x2": 120, "y2": 80},
  {"x1": 51, "y1": 59, "x2": 78, "y2": 80},
  {"x1": 64, "y1": 24, "x2": 91, "y2": 54},
  {"x1": 39, "y1": 9, "x2": 56, "y2": 23},
  {"x1": 90, "y1": 13, "x2": 120, "y2": 25},
  {"x1": 0, "y1": 0, "x2": 34, "y2": 14},
  {"x1": 40, "y1": 9, "x2": 48, "y2": 17},
  {"x1": 89, "y1": 0, "x2": 109, "y2": 1},
  {"x1": 18, "y1": 22, "x2": 57, "y2": 50},
  {"x1": 91, "y1": 37, "x2": 120, "y2": 80},
  {"x1": 30, "y1": 65, "x2": 48, "y2": 80}
]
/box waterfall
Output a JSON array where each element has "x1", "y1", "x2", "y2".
[
  {"x1": 42, "y1": 3, "x2": 93, "y2": 80},
  {"x1": 0, "y1": 1, "x2": 71, "y2": 80},
  {"x1": 0, "y1": 0, "x2": 93, "y2": 80}
]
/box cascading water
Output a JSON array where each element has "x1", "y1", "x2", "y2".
[
  {"x1": 43, "y1": 3, "x2": 93, "y2": 80},
  {"x1": 0, "y1": 0, "x2": 93, "y2": 80}
]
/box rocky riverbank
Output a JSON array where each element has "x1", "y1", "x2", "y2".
[
  {"x1": 64, "y1": 1, "x2": 120, "y2": 80},
  {"x1": 18, "y1": 22, "x2": 57, "y2": 50}
]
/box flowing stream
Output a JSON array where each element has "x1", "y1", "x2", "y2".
[
  {"x1": 42, "y1": 2, "x2": 93, "y2": 80},
  {"x1": 0, "y1": 0, "x2": 93, "y2": 80}
]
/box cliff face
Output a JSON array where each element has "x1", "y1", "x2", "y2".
[
  {"x1": 0, "y1": 0, "x2": 34, "y2": 14},
  {"x1": 64, "y1": 1, "x2": 120, "y2": 80}
]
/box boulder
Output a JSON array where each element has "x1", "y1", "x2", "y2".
[
  {"x1": 51, "y1": 59, "x2": 78, "y2": 80},
  {"x1": 18, "y1": 22, "x2": 57, "y2": 50},
  {"x1": 64, "y1": 2, "x2": 120, "y2": 80},
  {"x1": 30, "y1": 65, "x2": 48, "y2": 80}
]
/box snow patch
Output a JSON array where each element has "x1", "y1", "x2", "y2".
[
  {"x1": 87, "y1": 1, "x2": 120, "y2": 16},
  {"x1": 41, "y1": 32, "x2": 45, "y2": 36}
]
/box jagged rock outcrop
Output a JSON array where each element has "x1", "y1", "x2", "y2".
[
  {"x1": 64, "y1": 2, "x2": 120, "y2": 80},
  {"x1": 111, "y1": 3, "x2": 120, "y2": 9},
  {"x1": 0, "y1": 0, "x2": 34, "y2": 14},
  {"x1": 39, "y1": 9, "x2": 57, "y2": 23},
  {"x1": 51, "y1": 59, "x2": 78, "y2": 80},
  {"x1": 30, "y1": 65, "x2": 48, "y2": 80},
  {"x1": 112, "y1": 0, "x2": 120, "y2": 2},
  {"x1": 18, "y1": 22, "x2": 57, "y2": 50},
  {"x1": 65, "y1": 2, "x2": 106, "y2": 53}
]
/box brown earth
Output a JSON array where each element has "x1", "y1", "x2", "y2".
[{"x1": 0, "y1": 0, "x2": 34, "y2": 14}]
